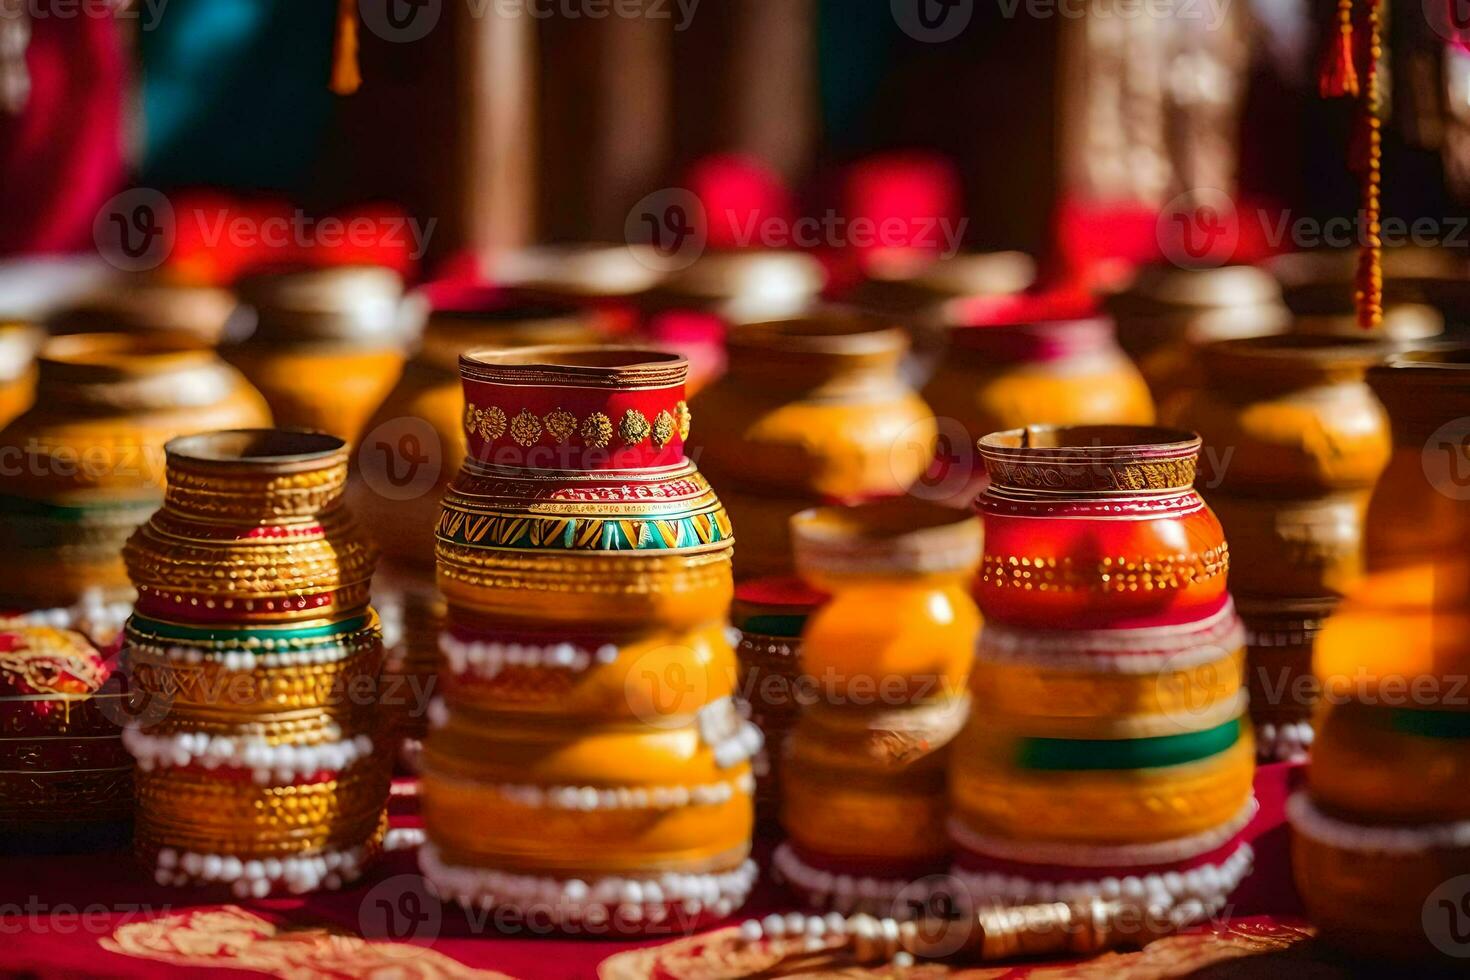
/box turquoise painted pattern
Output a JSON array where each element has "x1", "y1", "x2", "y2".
[{"x1": 436, "y1": 504, "x2": 733, "y2": 553}]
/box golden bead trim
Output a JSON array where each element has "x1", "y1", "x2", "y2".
[{"x1": 979, "y1": 545, "x2": 1229, "y2": 593}]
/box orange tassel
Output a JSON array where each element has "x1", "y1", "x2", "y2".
[
  {"x1": 1319, "y1": 0, "x2": 1358, "y2": 98},
  {"x1": 331, "y1": 0, "x2": 361, "y2": 95}
]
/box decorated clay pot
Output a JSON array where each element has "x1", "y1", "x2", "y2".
[
  {"x1": 690, "y1": 311, "x2": 937, "y2": 579},
  {"x1": 0, "y1": 333, "x2": 271, "y2": 623},
  {"x1": 1106, "y1": 264, "x2": 1290, "y2": 412},
  {"x1": 731, "y1": 576, "x2": 826, "y2": 828},
  {"x1": 775, "y1": 500, "x2": 981, "y2": 913},
  {"x1": 922, "y1": 313, "x2": 1155, "y2": 449},
  {"x1": 974, "y1": 426, "x2": 1229, "y2": 631},
  {"x1": 1291, "y1": 347, "x2": 1470, "y2": 960},
  {"x1": 349, "y1": 289, "x2": 600, "y2": 764},
  {"x1": 957, "y1": 424, "x2": 1253, "y2": 922},
  {"x1": 0, "y1": 624, "x2": 132, "y2": 853},
  {"x1": 121, "y1": 429, "x2": 390, "y2": 896},
  {"x1": 0, "y1": 321, "x2": 41, "y2": 428},
  {"x1": 420, "y1": 346, "x2": 759, "y2": 932},
  {"x1": 48, "y1": 276, "x2": 237, "y2": 345},
  {"x1": 225, "y1": 266, "x2": 407, "y2": 445}
]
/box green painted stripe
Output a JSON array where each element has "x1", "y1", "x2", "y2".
[
  {"x1": 127, "y1": 614, "x2": 369, "y2": 644},
  {"x1": 1390, "y1": 708, "x2": 1470, "y2": 740},
  {"x1": 735, "y1": 614, "x2": 810, "y2": 638},
  {"x1": 1015, "y1": 718, "x2": 1243, "y2": 772},
  {"x1": 0, "y1": 494, "x2": 157, "y2": 520}
]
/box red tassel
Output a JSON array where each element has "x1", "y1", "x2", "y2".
[{"x1": 1319, "y1": 29, "x2": 1359, "y2": 98}]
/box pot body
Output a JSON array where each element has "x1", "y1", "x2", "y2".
[
  {"x1": 121, "y1": 430, "x2": 389, "y2": 895},
  {"x1": 953, "y1": 426, "x2": 1254, "y2": 922},
  {"x1": 0, "y1": 334, "x2": 271, "y2": 619},
  {"x1": 691, "y1": 314, "x2": 937, "y2": 579},
  {"x1": 1292, "y1": 349, "x2": 1470, "y2": 961},
  {"x1": 420, "y1": 347, "x2": 757, "y2": 931}
]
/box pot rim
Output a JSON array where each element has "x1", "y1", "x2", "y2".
[
  {"x1": 792, "y1": 498, "x2": 982, "y2": 577},
  {"x1": 37, "y1": 330, "x2": 215, "y2": 379},
  {"x1": 164, "y1": 428, "x2": 347, "y2": 468},
  {"x1": 727, "y1": 309, "x2": 909, "y2": 358},
  {"x1": 459, "y1": 344, "x2": 688, "y2": 389},
  {"x1": 979, "y1": 424, "x2": 1201, "y2": 459},
  {"x1": 1205, "y1": 334, "x2": 1392, "y2": 375}
]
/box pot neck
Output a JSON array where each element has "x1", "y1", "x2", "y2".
[
  {"x1": 979, "y1": 425, "x2": 1201, "y2": 496},
  {"x1": 161, "y1": 430, "x2": 350, "y2": 523}
]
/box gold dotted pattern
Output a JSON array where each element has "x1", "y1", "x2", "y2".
[
  {"x1": 581, "y1": 412, "x2": 613, "y2": 449},
  {"x1": 980, "y1": 545, "x2": 1229, "y2": 593}
]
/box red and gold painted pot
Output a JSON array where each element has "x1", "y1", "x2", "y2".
[
  {"x1": 731, "y1": 576, "x2": 826, "y2": 828},
  {"x1": 225, "y1": 266, "x2": 407, "y2": 446},
  {"x1": 1168, "y1": 335, "x2": 1394, "y2": 762},
  {"x1": 0, "y1": 333, "x2": 271, "y2": 629},
  {"x1": 1291, "y1": 348, "x2": 1470, "y2": 961},
  {"x1": 775, "y1": 500, "x2": 981, "y2": 914},
  {"x1": 349, "y1": 289, "x2": 601, "y2": 764},
  {"x1": 1107, "y1": 264, "x2": 1289, "y2": 414},
  {"x1": 974, "y1": 426, "x2": 1229, "y2": 631},
  {"x1": 956, "y1": 425, "x2": 1254, "y2": 923},
  {"x1": 690, "y1": 311, "x2": 937, "y2": 579},
  {"x1": 420, "y1": 346, "x2": 759, "y2": 932},
  {"x1": 121, "y1": 430, "x2": 390, "y2": 897},
  {"x1": 0, "y1": 624, "x2": 132, "y2": 853}
]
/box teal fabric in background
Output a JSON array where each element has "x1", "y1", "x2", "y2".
[{"x1": 139, "y1": 0, "x2": 336, "y2": 191}]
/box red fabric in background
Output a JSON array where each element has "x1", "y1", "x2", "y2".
[{"x1": 0, "y1": 16, "x2": 127, "y2": 256}]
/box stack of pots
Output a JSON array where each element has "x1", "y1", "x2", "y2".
[
  {"x1": 690, "y1": 311, "x2": 937, "y2": 580},
  {"x1": 951, "y1": 426, "x2": 1255, "y2": 926},
  {"x1": 775, "y1": 501, "x2": 981, "y2": 914},
  {"x1": 351, "y1": 288, "x2": 600, "y2": 766},
  {"x1": 1291, "y1": 349, "x2": 1470, "y2": 961},
  {"x1": 419, "y1": 346, "x2": 760, "y2": 931},
  {"x1": 122, "y1": 430, "x2": 391, "y2": 896},
  {"x1": 1167, "y1": 336, "x2": 1392, "y2": 761},
  {"x1": 226, "y1": 265, "x2": 407, "y2": 446}
]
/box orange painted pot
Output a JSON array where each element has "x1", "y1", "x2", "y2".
[
  {"x1": 974, "y1": 426, "x2": 1229, "y2": 631},
  {"x1": 0, "y1": 333, "x2": 271, "y2": 614},
  {"x1": 225, "y1": 266, "x2": 407, "y2": 446},
  {"x1": 690, "y1": 311, "x2": 937, "y2": 579},
  {"x1": 1107, "y1": 264, "x2": 1289, "y2": 412},
  {"x1": 421, "y1": 347, "x2": 756, "y2": 931}
]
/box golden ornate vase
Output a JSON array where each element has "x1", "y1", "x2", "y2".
[
  {"x1": 1167, "y1": 335, "x2": 1393, "y2": 761},
  {"x1": 689, "y1": 312, "x2": 937, "y2": 580},
  {"x1": 420, "y1": 346, "x2": 759, "y2": 932},
  {"x1": 225, "y1": 266, "x2": 407, "y2": 446},
  {"x1": 1291, "y1": 349, "x2": 1470, "y2": 961},
  {"x1": 1107, "y1": 264, "x2": 1289, "y2": 415},
  {"x1": 953, "y1": 425, "x2": 1255, "y2": 925},
  {"x1": 350, "y1": 288, "x2": 600, "y2": 767},
  {"x1": 121, "y1": 430, "x2": 390, "y2": 896},
  {"x1": 775, "y1": 500, "x2": 981, "y2": 914},
  {"x1": 0, "y1": 333, "x2": 271, "y2": 633},
  {"x1": 0, "y1": 624, "x2": 132, "y2": 852}
]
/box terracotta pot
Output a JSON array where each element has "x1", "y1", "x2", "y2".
[
  {"x1": 122, "y1": 429, "x2": 390, "y2": 895},
  {"x1": 1107, "y1": 264, "x2": 1289, "y2": 410},
  {"x1": 0, "y1": 624, "x2": 132, "y2": 853},
  {"x1": 0, "y1": 321, "x2": 41, "y2": 427},
  {"x1": 1291, "y1": 347, "x2": 1470, "y2": 960},
  {"x1": 1204, "y1": 492, "x2": 1367, "y2": 600},
  {"x1": 957, "y1": 425, "x2": 1252, "y2": 921},
  {"x1": 47, "y1": 277, "x2": 237, "y2": 345},
  {"x1": 775, "y1": 500, "x2": 981, "y2": 912},
  {"x1": 0, "y1": 333, "x2": 271, "y2": 616},
  {"x1": 690, "y1": 311, "x2": 937, "y2": 579},
  {"x1": 420, "y1": 346, "x2": 757, "y2": 931},
  {"x1": 730, "y1": 576, "x2": 826, "y2": 829},
  {"x1": 974, "y1": 426, "x2": 1229, "y2": 631},
  {"x1": 1167, "y1": 336, "x2": 1392, "y2": 498},
  {"x1": 225, "y1": 266, "x2": 407, "y2": 445},
  {"x1": 922, "y1": 314, "x2": 1155, "y2": 448}
]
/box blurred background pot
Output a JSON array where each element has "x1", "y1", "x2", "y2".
[{"x1": 0, "y1": 321, "x2": 42, "y2": 428}]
